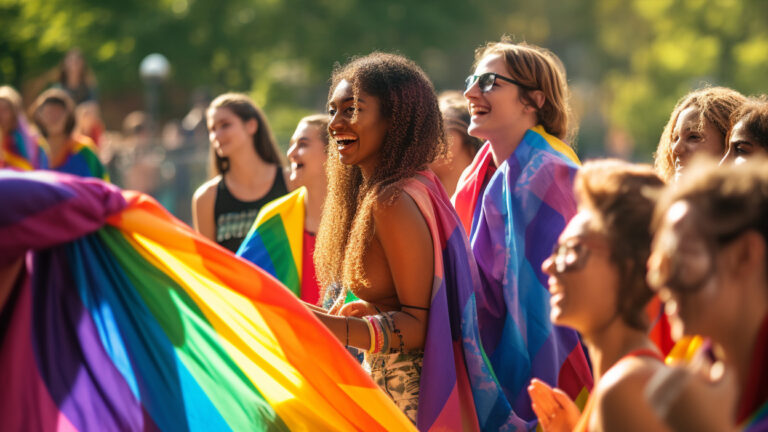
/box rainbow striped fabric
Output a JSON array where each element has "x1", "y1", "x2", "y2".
[
  {"x1": 237, "y1": 187, "x2": 305, "y2": 296},
  {"x1": 52, "y1": 137, "x2": 108, "y2": 180},
  {"x1": 0, "y1": 170, "x2": 414, "y2": 431},
  {"x1": 1, "y1": 117, "x2": 49, "y2": 170},
  {"x1": 453, "y1": 126, "x2": 593, "y2": 428}
]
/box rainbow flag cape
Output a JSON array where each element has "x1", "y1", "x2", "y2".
[
  {"x1": 1, "y1": 117, "x2": 49, "y2": 170},
  {"x1": 453, "y1": 126, "x2": 593, "y2": 428},
  {"x1": 0, "y1": 170, "x2": 414, "y2": 431},
  {"x1": 237, "y1": 187, "x2": 305, "y2": 296},
  {"x1": 52, "y1": 137, "x2": 108, "y2": 180},
  {"x1": 401, "y1": 170, "x2": 532, "y2": 431}
]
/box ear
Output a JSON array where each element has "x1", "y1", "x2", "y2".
[
  {"x1": 725, "y1": 231, "x2": 766, "y2": 281},
  {"x1": 245, "y1": 118, "x2": 258, "y2": 136},
  {"x1": 528, "y1": 90, "x2": 545, "y2": 111}
]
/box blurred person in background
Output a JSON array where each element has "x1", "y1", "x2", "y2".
[
  {"x1": 721, "y1": 96, "x2": 768, "y2": 165},
  {"x1": 237, "y1": 114, "x2": 329, "y2": 305},
  {"x1": 192, "y1": 93, "x2": 287, "y2": 253},
  {"x1": 74, "y1": 100, "x2": 104, "y2": 150},
  {"x1": 646, "y1": 158, "x2": 768, "y2": 431},
  {"x1": 30, "y1": 88, "x2": 106, "y2": 179},
  {"x1": 528, "y1": 160, "x2": 669, "y2": 432},
  {"x1": 429, "y1": 90, "x2": 481, "y2": 196},
  {"x1": 53, "y1": 48, "x2": 97, "y2": 105},
  {"x1": 0, "y1": 85, "x2": 48, "y2": 170},
  {"x1": 654, "y1": 87, "x2": 745, "y2": 183}
]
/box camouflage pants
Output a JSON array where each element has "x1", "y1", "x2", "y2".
[{"x1": 364, "y1": 350, "x2": 424, "y2": 424}]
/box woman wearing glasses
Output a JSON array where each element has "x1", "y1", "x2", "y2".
[
  {"x1": 453, "y1": 40, "x2": 593, "y2": 428},
  {"x1": 645, "y1": 159, "x2": 768, "y2": 431},
  {"x1": 527, "y1": 160, "x2": 669, "y2": 432}
]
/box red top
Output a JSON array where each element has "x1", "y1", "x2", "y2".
[
  {"x1": 736, "y1": 313, "x2": 768, "y2": 423},
  {"x1": 300, "y1": 230, "x2": 320, "y2": 305}
]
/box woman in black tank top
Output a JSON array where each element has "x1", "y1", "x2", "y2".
[{"x1": 192, "y1": 93, "x2": 287, "y2": 252}]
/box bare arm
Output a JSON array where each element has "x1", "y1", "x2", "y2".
[
  {"x1": 597, "y1": 360, "x2": 672, "y2": 432},
  {"x1": 192, "y1": 178, "x2": 217, "y2": 242},
  {"x1": 306, "y1": 190, "x2": 434, "y2": 352}
]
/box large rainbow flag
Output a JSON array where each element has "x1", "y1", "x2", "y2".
[
  {"x1": 237, "y1": 186, "x2": 305, "y2": 297},
  {"x1": 1, "y1": 117, "x2": 48, "y2": 171},
  {"x1": 0, "y1": 170, "x2": 414, "y2": 431},
  {"x1": 453, "y1": 126, "x2": 593, "y2": 428}
]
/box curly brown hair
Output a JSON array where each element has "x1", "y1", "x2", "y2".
[
  {"x1": 206, "y1": 92, "x2": 283, "y2": 177},
  {"x1": 575, "y1": 159, "x2": 665, "y2": 330},
  {"x1": 30, "y1": 88, "x2": 77, "y2": 137},
  {"x1": 314, "y1": 52, "x2": 446, "y2": 293},
  {"x1": 726, "y1": 96, "x2": 768, "y2": 151},
  {"x1": 654, "y1": 86, "x2": 746, "y2": 182},
  {"x1": 473, "y1": 37, "x2": 576, "y2": 144}
]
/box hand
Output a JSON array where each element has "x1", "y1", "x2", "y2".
[
  {"x1": 528, "y1": 378, "x2": 581, "y2": 432},
  {"x1": 339, "y1": 300, "x2": 377, "y2": 318}
]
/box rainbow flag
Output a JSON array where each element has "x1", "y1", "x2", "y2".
[
  {"x1": 1, "y1": 117, "x2": 49, "y2": 170},
  {"x1": 237, "y1": 187, "x2": 305, "y2": 296},
  {"x1": 0, "y1": 170, "x2": 414, "y2": 431},
  {"x1": 396, "y1": 171, "x2": 509, "y2": 431},
  {"x1": 52, "y1": 137, "x2": 108, "y2": 180},
  {"x1": 453, "y1": 126, "x2": 593, "y2": 428}
]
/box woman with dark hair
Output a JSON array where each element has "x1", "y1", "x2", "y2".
[
  {"x1": 306, "y1": 52, "x2": 496, "y2": 428},
  {"x1": 191, "y1": 93, "x2": 287, "y2": 253},
  {"x1": 0, "y1": 85, "x2": 47, "y2": 170},
  {"x1": 429, "y1": 90, "x2": 482, "y2": 196},
  {"x1": 654, "y1": 86, "x2": 745, "y2": 183},
  {"x1": 646, "y1": 158, "x2": 768, "y2": 431},
  {"x1": 721, "y1": 96, "x2": 768, "y2": 164},
  {"x1": 237, "y1": 114, "x2": 329, "y2": 304},
  {"x1": 31, "y1": 88, "x2": 106, "y2": 179},
  {"x1": 54, "y1": 48, "x2": 97, "y2": 105},
  {"x1": 527, "y1": 160, "x2": 669, "y2": 432},
  {"x1": 453, "y1": 39, "x2": 593, "y2": 427}
]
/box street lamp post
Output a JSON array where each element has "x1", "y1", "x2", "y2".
[{"x1": 139, "y1": 53, "x2": 170, "y2": 138}]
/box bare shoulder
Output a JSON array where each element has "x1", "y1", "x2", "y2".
[
  {"x1": 595, "y1": 356, "x2": 670, "y2": 431},
  {"x1": 193, "y1": 176, "x2": 221, "y2": 205},
  {"x1": 372, "y1": 186, "x2": 426, "y2": 234}
]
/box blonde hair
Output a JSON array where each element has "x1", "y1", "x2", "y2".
[
  {"x1": 654, "y1": 87, "x2": 746, "y2": 182},
  {"x1": 474, "y1": 38, "x2": 575, "y2": 144}
]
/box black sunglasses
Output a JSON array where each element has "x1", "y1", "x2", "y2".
[{"x1": 465, "y1": 72, "x2": 532, "y2": 93}]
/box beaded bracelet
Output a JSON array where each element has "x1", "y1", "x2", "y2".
[
  {"x1": 364, "y1": 316, "x2": 376, "y2": 353},
  {"x1": 365, "y1": 316, "x2": 386, "y2": 354}
]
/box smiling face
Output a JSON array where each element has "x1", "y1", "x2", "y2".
[
  {"x1": 207, "y1": 106, "x2": 257, "y2": 158},
  {"x1": 647, "y1": 201, "x2": 738, "y2": 341},
  {"x1": 463, "y1": 53, "x2": 537, "y2": 147},
  {"x1": 327, "y1": 79, "x2": 389, "y2": 177},
  {"x1": 671, "y1": 107, "x2": 725, "y2": 181},
  {"x1": 541, "y1": 211, "x2": 619, "y2": 336},
  {"x1": 287, "y1": 121, "x2": 328, "y2": 187},
  {"x1": 721, "y1": 119, "x2": 768, "y2": 165},
  {"x1": 37, "y1": 101, "x2": 69, "y2": 136}
]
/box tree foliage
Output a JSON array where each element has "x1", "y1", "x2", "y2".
[{"x1": 2, "y1": 0, "x2": 767, "y2": 157}]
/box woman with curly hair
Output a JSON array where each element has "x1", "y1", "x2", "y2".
[
  {"x1": 453, "y1": 40, "x2": 593, "y2": 428},
  {"x1": 721, "y1": 96, "x2": 768, "y2": 165},
  {"x1": 306, "y1": 52, "x2": 497, "y2": 428},
  {"x1": 654, "y1": 86, "x2": 745, "y2": 183}
]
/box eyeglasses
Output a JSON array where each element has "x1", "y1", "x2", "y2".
[
  {"x1": 548, "y1": 238, "x2": 607, "y2": 274},
  {"x1": 464, "y1": 72, "x2": 532, "y2": 93}
]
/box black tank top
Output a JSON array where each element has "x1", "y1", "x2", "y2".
[{"x1": 214, "y1": 167, "x2": 288, "y2": 252}]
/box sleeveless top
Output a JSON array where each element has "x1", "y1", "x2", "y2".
[
  {"x1": 574, "y1": 348, "x2": 664, "y2": 432},
  {"x1": 214, "y1": 167, "x2": 287, "y2": 252}
]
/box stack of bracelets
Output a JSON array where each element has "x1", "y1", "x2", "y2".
[{"x1": 363, "y1": 314, "x2": 405, "y2": 354}]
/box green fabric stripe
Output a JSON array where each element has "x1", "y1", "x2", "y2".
[
  {"x1": 258, "y1": 215, "x2": 300, "y2": 295},
  {"x1": 99, "y1": 227, "x2": 288, "y2": 431}
]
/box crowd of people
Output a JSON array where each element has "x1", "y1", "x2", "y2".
[{"x1": 2, "y1": 38, "x2": 768, "y2": 431}]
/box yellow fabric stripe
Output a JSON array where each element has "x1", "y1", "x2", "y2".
[
  {"x1": 251, "y1": 186, "x2": 306, "y2": 282},
  {"x1": 531, "y1": 125, "x2": 581, "y2": 166}
]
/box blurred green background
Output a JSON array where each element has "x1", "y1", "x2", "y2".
[{"x1": 3, "y1": 0, "x2": 768, "y2": 160}]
